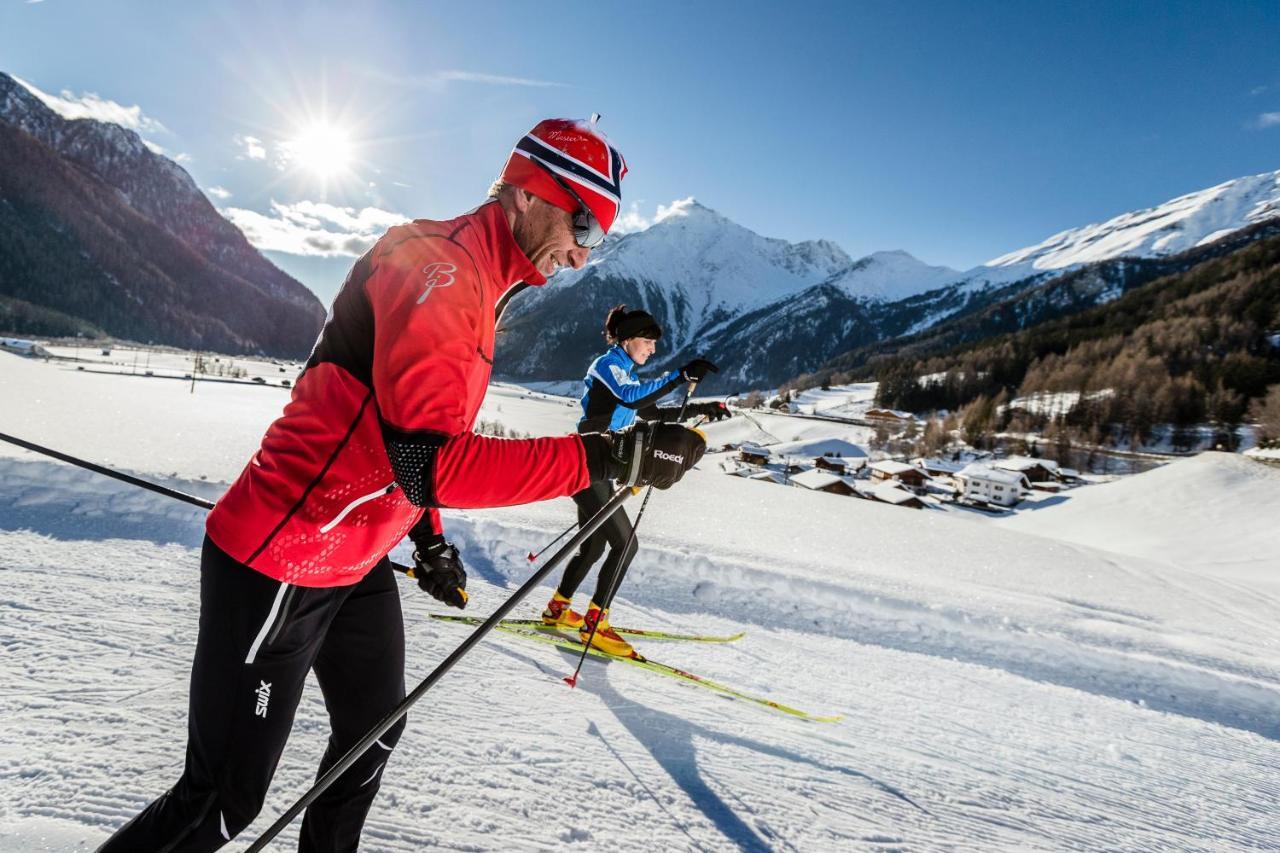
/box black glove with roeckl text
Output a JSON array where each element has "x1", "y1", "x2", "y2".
[
  {"x1": 411, "y1": 536, "x2": 468, "y2": 609},
  {"x1": 688, "y1": 401, "x2": 732, "y2": 422},
  {"x1": 679, "y1": 358, "x2": 719, "y2": 383},
  {"x1": 606, "y1": 421, "x2": 706, "y2": 489}
]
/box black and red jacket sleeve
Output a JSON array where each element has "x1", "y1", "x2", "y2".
[{"x1": 365, "y1": 236, "x2": 595, "y2": 509}]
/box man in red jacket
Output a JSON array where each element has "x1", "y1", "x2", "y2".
[{"x1": 99, "y1": 118, "x2": 705, "y2": 852}]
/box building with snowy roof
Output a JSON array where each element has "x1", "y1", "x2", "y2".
[
  {"x1": 0, "y1": 338, "x2": 51, "y2": 358},
  {"x1": 865, "y1": 482, "x2": 925, "y2": 509},
  {"x1": 955, "y1": 464, "x2": 1028, "y2": 508},
  {"x1": 865, "y1": 408, "x2": 915, "y2": 424},
  {"x1": 814, "y1": 454, "x2": 867, "y2": 475},
  {"x1": 992, "y1": 456, "x2": 1060, "y2": 485},
  {"x1": 737, "y1": 444, "x2": 772, "y2": 465},
  {"x1": 789, "y1": 468, "x2": 857, "y2": 496},
  {"x1": 869, "y1": 459, "x2": 928, "y2": 490}
]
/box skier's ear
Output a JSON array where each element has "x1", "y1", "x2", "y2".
[{"x1": 511, "y1": 187, "x2": 538, "y2": 214}]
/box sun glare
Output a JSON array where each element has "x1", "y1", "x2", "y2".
[{"x1": 285, "y1": 122, "x2": 353, "y2": 178}]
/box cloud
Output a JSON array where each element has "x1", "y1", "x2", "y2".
[
  {"x1": 205, "y1": 186, "x2": 232, "y2": 201},
  {"x1": 14, "y1": 75, "x2": 166, "y2": 134},
  {"x1": 1251, "y1": 85, "x2": 1271, "y2": 96},
  {"x1": 222, "y1": 200, "x2": 407, "y2": 257},
  {"x1": 606, "y1": 198, "x2": 703, "y2": 235},
  {"x1": 1257, "y1": 112, "x2": 1280, "y2": 129},
  {"x1": 610, "y1": 201, "x2": 654, "y2": 234},
  {"x1": 361, "y1": 67, "x2": 566, "y2": 90},
  {"x1": 234, "y1": 134, "x2": 267, "y2": 160}
]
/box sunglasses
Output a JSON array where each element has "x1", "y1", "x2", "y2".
[{"x1": 529, "y1": 159, "x2": 606, "y2": 249}]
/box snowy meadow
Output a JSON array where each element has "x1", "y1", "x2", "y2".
[{"x1": 1, "y1": 352, "x2": 1278, "y2": 851}]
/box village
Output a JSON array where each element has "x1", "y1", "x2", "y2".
[{"x1": 714, "y1": 398, "x2": 1085, "y2": 515}]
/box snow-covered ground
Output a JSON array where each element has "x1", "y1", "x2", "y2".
[{"x1": 2, "y1": 352, "x2": 1279, "y2": 850}]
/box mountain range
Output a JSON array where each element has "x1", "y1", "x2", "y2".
[
  {"x1": 0, "y1": 72, "x2": 324, "y2": 356},
  {"x1": 496, "y1": 170, "x2": 1280, "y2": 392}
]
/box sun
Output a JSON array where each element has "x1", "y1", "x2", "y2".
[{"x1": 284, "y1": 122, "x2": 353, "y2": 178}]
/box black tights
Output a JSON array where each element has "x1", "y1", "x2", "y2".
[{"x1": 556, "y1": 481, "x2": 637, "y2": 609}]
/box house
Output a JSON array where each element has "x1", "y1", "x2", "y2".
[
  {"x1": 790, "y1": 468, "x2": 857, "y2": 496},
  {"x1": 992, "y1": 456, "x2": 1060, "y2": 485},
  {"x1": 0, "y1": 338, "x2": 51, "y2": 358},
  {"x1": 783, "y1": 459, "x2": 807, "y2": 475},
  {"x1": 866, "y1": 482, "x2": 925, "y2": 509},
  {"x1": 869, "y1": 459, "x2": 928, "y2": 490},
  {"x1": 738, "y1": 444, "x2": 772, "y2": 466},
  {"x1": 865, "y1": 408, "x2": 915, "y2": 424},
  {"x1": 814, "y1": 455, "x2": 867, "y2": 475},
  {"x1": 954, "y1": 464, "x2": 1028, "y2": 508},
  {"x1": 916, "y1": 457, "x2": 964, "y2": 477},
  {"x1": 746, "y1": 470, "x2": 787, "y2": 485}
]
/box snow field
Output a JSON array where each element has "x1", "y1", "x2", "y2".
[{"x1": 3, "y1": 354, "x2": 1280, "y2": 849}]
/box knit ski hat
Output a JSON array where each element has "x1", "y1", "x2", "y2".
[
  {"x1": 499, "y1": 117, "x2": 628, "y2": 236},
  {"x1": 611, "y1": 309, "x2": 662, "y2": 342}
]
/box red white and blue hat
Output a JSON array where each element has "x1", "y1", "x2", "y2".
[{"x1": 499, "y1": 117, "x2": 628, "y2": 235}]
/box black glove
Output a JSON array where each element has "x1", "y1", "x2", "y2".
[
  {"x1": 679, "y1": 358, "x2": 719, "y2": 383},
  {"x1": 688, "y1": 401, "x2": 732, "y2": 421},
  {"x1": 412, "y1": 536, "x2": 468, "y2": 609},
  {"x1": 609, "y1": 421, "x2": 706, "y2": 489}
]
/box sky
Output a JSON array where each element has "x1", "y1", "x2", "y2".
[{"x1": 3, "y1": 0, "x2": 1279, "y2": 303}]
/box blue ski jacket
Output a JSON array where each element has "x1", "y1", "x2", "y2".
[{"x1": 577, "y1": 345, "x2": 684, "y2": 434}]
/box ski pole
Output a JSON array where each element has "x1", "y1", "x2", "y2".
[
  {"x1": 565, "y1": 381, "x2": 699, "y2": 687},
  {"x1": 525, "y1": 518, "x2": 579, "y2": 562},
  {"x1": 244, "y1": 485, "x2": 634, "y2": 853},
  {"x1": 0, "y1": 430, "x2": 215, "y2": 510}
]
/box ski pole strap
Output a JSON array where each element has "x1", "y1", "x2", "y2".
[
  {"x1": 244, "y1": 485, "x2": 634, "y2": 853},
  {"x1": 0, "y1": 430, "x2": 215, "y2": 510}
]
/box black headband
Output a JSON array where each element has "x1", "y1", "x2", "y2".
[{"x1": 614, "y1": 310, "x2": 662, "y2": 341}]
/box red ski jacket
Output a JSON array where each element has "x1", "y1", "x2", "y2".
[{"x1": 207, "y1": 201, "x2": 595, "y2": 587}]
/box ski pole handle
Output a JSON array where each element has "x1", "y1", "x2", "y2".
[{"x1": 394, "y1": 562, "x2": 469, "y2": 608}]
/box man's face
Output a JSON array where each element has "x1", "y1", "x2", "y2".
[
  {"x1": 511, "y1": 194, "x2": 591, "y2": 278},
  {"x1": 622, "y1": 336, "x2": 657, "y2": 365}
]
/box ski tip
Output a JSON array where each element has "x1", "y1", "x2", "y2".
[{"x1": 562, "y1": 675, "x2": 578, "y2": 688}]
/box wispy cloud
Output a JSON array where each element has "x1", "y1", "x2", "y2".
[
  {"x1": 611, "y1": 201, "x2": 654, "y2": 234},
  {"x1": 1251, "y1": 85, "x2": 1271, "y2": 96},
  {"x1": 1257, "y1": 112, "x2": 1280, "y2": 129},
  {"x1": 222, "y1": 200, "x2": 407, "y2": 257},
  {"x1": 14, "y1": 75, "x2": 166, "y2": 134},
  {"x1": 361, "y1": 66, "x2": 566, "y2": 90},
  {"x1": 435, "y1": 70, "x2": 566, "y2": 88},
  {"x1": 604, "y1": 198, "x2": 701, "y2": 235},
  {"x1": 205, "y1": 186, "x2": 232, "y2": 201},
  {"x1": 234, "y1": 134, "x2": 267, "y2": 160}
]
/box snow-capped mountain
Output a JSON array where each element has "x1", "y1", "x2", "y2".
[
  {"x1": 501, "y1": 169, "x2": 1280, "y2": 391},
  {"x1": 496, "y1": 199, "x2": 958, "y2": 383},
  {"x1": 0, "y1": 71, "x2": 324, "y2": 355},
  {"x1": 985, "y1": 169, "x2": 1280, "y2": 272}
]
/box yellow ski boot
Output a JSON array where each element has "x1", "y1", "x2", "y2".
[
  {"x1": 541, "y1": 591, "x2": 584, "y2": 628},
  {"x1": 580, "y1": 603, "x2": 635, "y2": 658}
]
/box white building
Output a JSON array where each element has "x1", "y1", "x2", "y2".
[{"x1": 955, "y1": 464, "x2": 1029, "y2": 508}]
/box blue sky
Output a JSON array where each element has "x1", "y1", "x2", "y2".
[{"x1": 3, "y1": 0, "x2": 1278, "y2": 301}]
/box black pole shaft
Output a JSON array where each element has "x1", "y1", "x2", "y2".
[
  {"x1": 0, "y1": 430, "x2": 215, "y2": 510},
  {"x1": 568, "y1": 381, "x2": 699, "y2": 680},
  {"x1": 244, "y1": 485, "x2": 633, "y2": 852}
]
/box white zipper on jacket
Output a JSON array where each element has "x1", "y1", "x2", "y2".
[{"x1": 319, "y1": 482, "x2": 398, "y2": 534}]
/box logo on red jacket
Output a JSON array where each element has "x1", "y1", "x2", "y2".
[{"x1": 418, "y1": 262, "x2": 457, "y2": 304}]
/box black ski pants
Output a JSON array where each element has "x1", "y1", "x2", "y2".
[
  {"x1": 556, "y1": 481, "x2": 636, "y2": 609},
  {"x1": 98, "y1": 536, "x2": 407, "y2": 853}
]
